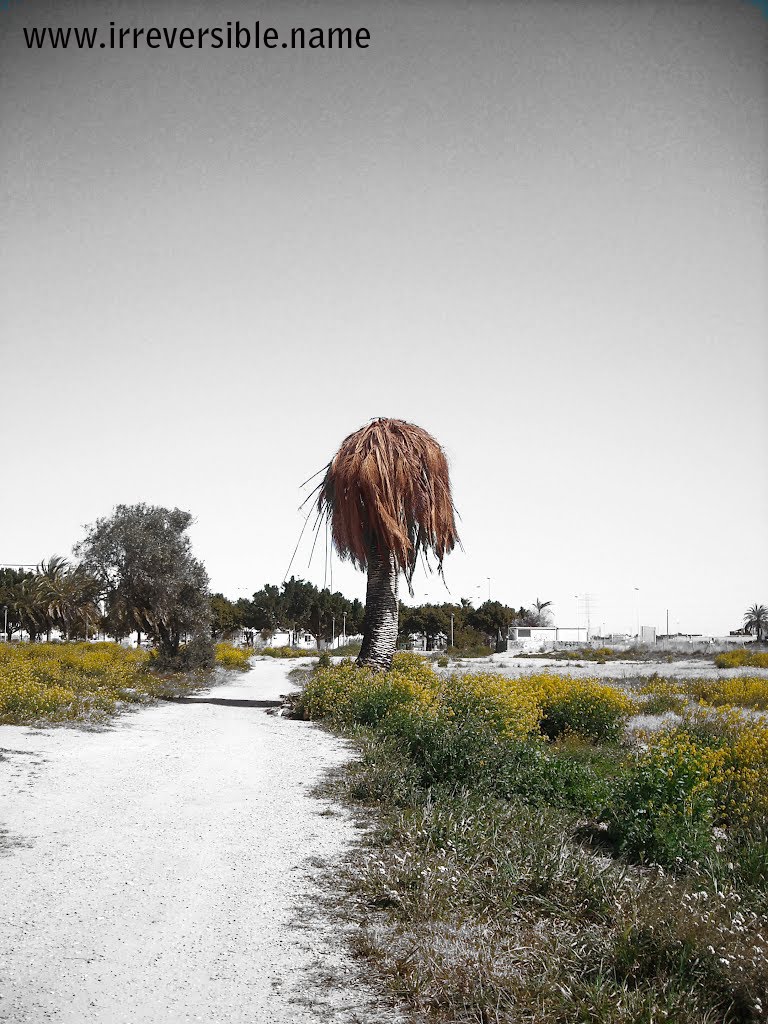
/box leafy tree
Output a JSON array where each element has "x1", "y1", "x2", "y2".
[
  {"x1": 466, "y1": 600, "x2": 517, "y2": 649},
  {"x1": 247, "y1": 584, "x2": 283, "y2": 638},
  {"x1": 75, "y1": 504, "x2": 211, "y2": 659},
  {"x1": 246, "y1": 580, "x2": 365, "y2": 648},
  {"x1": 210, "y1": 594, "x2": 244, "y2": 640},
  {"x1": 344, "y1": 598, "x2": 365, "y2": 637},
  {"x1": 399, "y1": 602, "x2": 452, "y2": 650},
  {"x1": 281, "y1": 577, "x2": 319, "y2": 638},
  {"x1": 316, "y1": 418, "x2": 458, "y2": 670},
  {"x1": 307, "y1": 588, "x2": 354, "y2": 647},
  {"x1": 744, "y1": 603, "x2": 768, "y2": 642}
]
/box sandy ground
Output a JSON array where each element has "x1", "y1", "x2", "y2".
[
  {"x1": 461, "y1": 654, "x2": 768, "y2": 681},
  {"x1": 0, "y1": 661, "x2": 400, "y2": 1024}
]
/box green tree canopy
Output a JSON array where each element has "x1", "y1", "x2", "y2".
[
  {"x1": 0, "y1": 567, "x2": 37, "y2": 641},
  {"x1": 210, "y1": 594, "x2": 244, "y2": 640},
  {"x1": 75, "y1": 504, "x2": 211, "y2": 658},
  {"x1": 466, "y1": 600, "x2": 519, "y2": 647},
  {"x1": 244, "y1": 578, "x2": 365, "y2": 647}
]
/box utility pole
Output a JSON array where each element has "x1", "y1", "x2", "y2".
[
  {"x1": 487, "y1": 578, "x2": 491, "y2": 601},
  {"x1": 332, "y1": 615, "x2": 335, "y2": 649},
  {"x1": 450, "y1": 612, "x2": 454, "y2": 648}
]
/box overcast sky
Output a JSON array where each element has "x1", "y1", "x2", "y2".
[{"x1": 2, "y1": 0, "x2": 766, "y2": 636}]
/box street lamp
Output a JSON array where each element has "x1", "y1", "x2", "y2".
[{"x1": 634, "y1": 587, "x2": 640, "y2": 639}]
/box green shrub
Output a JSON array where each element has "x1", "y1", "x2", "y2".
[{"x1": 612, "y1": 704, "x2": 768, "y2": 866}]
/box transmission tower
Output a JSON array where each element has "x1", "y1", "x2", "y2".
[{"x1": 580, "y1": 593, "x2": 596, "y2": 640}]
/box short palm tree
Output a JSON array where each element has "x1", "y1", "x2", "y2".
[
  {"x1": 317, "y1": 418, "x2": 459, "y2": 670},
  {"x1": 9, "y1": 576, "x2": 45, "y2": 642},
  {"x1": 744, "y1": 603, "x2": 768, "y2": 642},
  {"x1": 36, "y1": 556, "x2": 70, "y2": 641},
  {"x1": 533, "y1": 598, "x2": 553, "y2": 626},
  {"x1": 36, "y1": 556, "x2": 101, "y2": 640}
]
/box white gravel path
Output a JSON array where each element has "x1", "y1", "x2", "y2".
[{"x1": 0, "y1": 661, "x2": 397, "y2": 1024}]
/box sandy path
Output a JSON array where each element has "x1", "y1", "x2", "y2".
[{"x1": 0, "y1": 661, "x2": 395, "y2": 1024}]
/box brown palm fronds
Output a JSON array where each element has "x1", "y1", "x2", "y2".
[{"x1": 316, "y1": 418, "x2": 459, "y2": 585}]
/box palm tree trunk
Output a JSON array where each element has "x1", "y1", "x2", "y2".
[{"x1": 357, "y1": 547, "x2": 399, "y2": 671}]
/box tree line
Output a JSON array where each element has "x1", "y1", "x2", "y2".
[
  {"x1": 210, "y1": 579, "x2": 366, "y2": 647},
  {"x1": 209, "y1": 589, "x2": 555, "y2": 651},
  {"x1": 2, "y1": 500, "x2": 765, "y2": 655}
]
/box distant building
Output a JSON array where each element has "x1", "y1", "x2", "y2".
[
  {"x1": 251, "y1": 629, "x2": 318, "y2": 650},
  {"x1": 506, "y1": 625, "x2": 587, "y2": 651}
]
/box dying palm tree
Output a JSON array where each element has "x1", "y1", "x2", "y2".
[
  {"x1": 316, "y1": 418, "x2": 459, "y2": 670},
  {"x1": 744, "y1": 603, "x2": 768, "y2": 643}
]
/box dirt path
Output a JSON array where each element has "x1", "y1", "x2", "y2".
[{"x1": 0, "y1": 661, "x2": 397, "y2": 1024}]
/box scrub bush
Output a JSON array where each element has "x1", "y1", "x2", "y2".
[
  {"x1": 0, "y1": 642, "x2": 151, "y2": 723},
  {"x1": 260, "y1": 645, "x2": 319, "y2": 659},
  {"x1": 532, "y1": 674, "x2": 636, "y2": 743},
  {"x1": 609, "y1": 709, "x2": 768, "y2": 865},
  {"x1": 214, "y1": 642, "x2": 252, "y2": 671},
  {"x1": 714, "y1": 648, "x2": 768, "y2": 669}
]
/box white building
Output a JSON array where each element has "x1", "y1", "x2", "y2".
[
  {"x1": 250, "y1": 629, "x2": 318, "y2": 650},
  {"x1": 506, "y1": 625, "x2": 588, "y2": 651}
]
